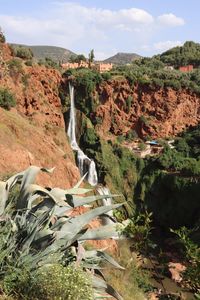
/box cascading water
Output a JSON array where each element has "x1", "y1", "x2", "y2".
[
  {"x1": 67, "y1": 83, "x2": 98, "y2": 186},
  {"x1": 67, "y1": 83, "x2": 115, "y2": 222}
]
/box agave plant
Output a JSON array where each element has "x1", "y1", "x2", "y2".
[{"x1": 0, "y1": 166, "x2": 125, "y2": 299}]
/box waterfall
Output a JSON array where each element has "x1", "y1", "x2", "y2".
[
  {"x1": 67, "y1": 83, "x2": 98, "y2": 186},
  {"x1": 67, "y1": 83, "x2": 115, "y2": 223}
]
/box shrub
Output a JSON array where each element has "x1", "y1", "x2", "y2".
[
  {"x1": 17, "y1": 264, "x2": 93, "y2": 300},
  {"x1": 126, "y1": 96, "x2": 132, "y2": 113},
  {"x1": 117, "y1": 135, "x2": 125, "y2": 143},
  {"x1": 25, "y1": 60, "x2": 33, "y2": 66},
  {"x1": 13, "y1": 46, "x2": 33, "y2": 60},
  {"x1": 139, "y1": 115, "x2": 148, "y2": 126},
  {"x1": 0, "y1": 28, "x2": 6, "y2": 43},
  {"x1": 126, "y1": 129, "x2": 138, "y2": 141},
  {"x1": 171, "y1": 227, "x2": 200, "y2": 292},
  {"x1": 7, "y1": 58, "x2": 23, "y2": 76},
  {"x1": 101, "y1": 72, "x2": 112, "y2": 81},
  {"x1": 122, "y1": 211, "x2": 153, "y2": 253},
  {"x1": 0, "y1": 88, "x2": 16, "y2": 110},
  {"x1": 38, "y1": 57, "x2": 59, "y2": 69}
]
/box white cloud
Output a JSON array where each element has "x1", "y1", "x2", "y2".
[
  {"x1": 0, "y1": 2, "x2": 186, "y2": 59},
  {"x1": 157, "y1": 13, "x2": 185, "y2": 27},
  {"x1": 154, "y1": 40, "x2": 183, "y2": 51}
]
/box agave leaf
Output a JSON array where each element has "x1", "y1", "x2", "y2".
[
  {"x1": 46, "y1": 228, "x2": 88, "y2": 255},
  {"x1": 65, "y1": 187, "x2": 92, "y2": 195},
  {"x1": 66, "y1": 194, "x2": 120, "y2": 208},
  {"x1": 53, "y1": 205, "x2": 72, "y2": 217},
  {"x1": 17, "y1": 166, "x2": 55, "y2": 209},
  {"x1": 34, "y1": 228, "x2": 55, "y2": 242},
  {"x1": 0, "y1": 182, "x2": 8, "y2": 215},
  {"x1": 79, "y1": 223, "x2": 123, "y2": 241},
  {"x1": 21, "y1": 208, "x2": 54, "y2": 253},
  {"x1": 28, "y1": 198, "x2": 56, "y2": 221},
  {"x1": 17, "y1": 183, "x2": 69, "y2": 210},
  {"x1": 6, "y1": 171, "x2": 24, "y2": 189},
  {"x1": 73, "y1": 173, "x2": 88, "y2": 188},
  {"x1": 50, "y1": 217, "x2": 68, "y2": 230},
  {"x1": 85, "y1": 250, "x2": 124, "y2": 270},
  {"x1": 33, "y1": 228, "x2": 56, "y2": 249},
  {"x1": 94, "y1": 269, "x2": 107, "y2": 281},
  {"x1": 20, "y1": 166, "x2": 55, "y2": 191},
  {"x1": 93, "y1": 276, "x2": 123, "y2": 300},
  {"x1": 0, "y1": 171, "x2": 25, "y2": 215},
  {"x1": 57, "y1": 203, "x2": 123, "y2": 241},
  {"x1": 50, "y1": 188, "x2": 68, "y2": 201}
]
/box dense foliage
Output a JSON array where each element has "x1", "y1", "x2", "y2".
[
  {"x1": 171, "y1": 227, "x2": 200, "y2": 293},
  {"x1": 62, "y1": 68, "x2": 110, "y2": 117},
  {"x1": 38, "y1": 57, "x2": 60, "y2": 69},
  {"x1": 69, "y1": 54, "x2": 87, "y2": 63},
  {"x1": 13, "y1": 264, "x2": 93, "y2": 300},
  {"x1": 0, "y1": 27, "x2": 6, "y2": 43},
  {"x1": 11, "y1": 45, "x2": 33, "y2": 60},
  {"x1": 134, "y1": 126, "x2": 200, "y2": 230},
  {"x1": 159, "y1": 41, "x2": 200, "y2": 68},
  {"x1": 104, "y1": 41, "x2": 200, "y2": 94},
  {"x1": 0, "y1": 88, "x2": 16, "y2": 110},
  {"x1": 113, "y1": 61, "x2": 200, "y2": 94}
]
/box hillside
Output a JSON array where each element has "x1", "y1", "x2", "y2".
[
  {"x1": 158, "y1": 41, "x2": 200, "y2": 67},
  {"x1": 103, "y1": 52, "x2": 141, "y2": 65},
  {"x1": 10, "y1": 44, "x2": 76, "y2": 63},
  {"x1": 0, "y1": 42, "x2": 79, "y2": 187}
]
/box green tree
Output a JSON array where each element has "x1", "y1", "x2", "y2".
[
  {"x1": 0, "y1": 27, "x2": 6, "y2": 43},
  {"x1": 88, "y1": 49, "x2": 95, "y2": 67},
  {"x1": 69, "y1": 54, "x2": 86, "y2": 63},
  {"x1": 0, "y1": 88, "x2": 16, "y2": 110},
  {"x1": 13, "y1": 46, "x2": 33, "y2": 60}
]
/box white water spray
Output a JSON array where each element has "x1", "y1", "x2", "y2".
[{"x1": 67, "y1": 83, "x2": 98, "y2": 186}]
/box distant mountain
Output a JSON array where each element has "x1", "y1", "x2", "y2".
[
  {"x1": 103, "y1": 52, "x2": 141, "y2": 65},
  {"x1": 10, "y1": 44, "x2": 76, "y2": 63}
]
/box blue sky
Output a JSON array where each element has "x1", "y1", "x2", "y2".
[{"x1": 0, "y1": 0, "x2": 199, "y2": 59}]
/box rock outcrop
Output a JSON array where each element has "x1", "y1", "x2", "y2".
[
  {"x1": 95, "y1": 80, "x2": 200, "y2": 139},
  {"x1": 0, "y1": 42, "x2": 79, "y2": 188}
]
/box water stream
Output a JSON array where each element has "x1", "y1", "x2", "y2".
[
  {"x1": 67, "y1": 83, "x2": 98, "y2": 186},
  {"x1": 67, "y1": 83, "x2": 116, "y2": 224}
]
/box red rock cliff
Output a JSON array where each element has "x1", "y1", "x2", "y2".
[
  {"x1": 95, "y1": 80, "x2": 200, "y2": 139},
  {"x1": 0, "y1": 43, "x2": 79, "y2": 188}
]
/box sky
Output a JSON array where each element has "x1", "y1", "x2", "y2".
[{"x1": 0, "y1": 0, "x2": 199, "y2": 60}]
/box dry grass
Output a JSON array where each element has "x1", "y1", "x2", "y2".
[{"x1": 104, "y1": 241, "x2": 147, "y2": 300}]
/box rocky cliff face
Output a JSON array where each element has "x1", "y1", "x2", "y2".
[
  {"x1": 0, "y1": 43, "x2": 80, "y2": 188},
  {"x1": 94, "y1": 80, "x2": 200, "y2": 139}
]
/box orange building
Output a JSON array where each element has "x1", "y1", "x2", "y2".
[
  {"x1": 93, "y1": 63, "x2": 113, "y2": 73},
  {"x1": 179, "y1": 65, "x2": 193, "y2": 72},
  {"x1": 61, "y1": 60, "x2": 113, "y2": 73}
]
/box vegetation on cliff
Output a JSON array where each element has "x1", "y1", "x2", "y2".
[
  {"x1": 0, "y1": 88, "x2": 16, "y2": 110},
  {"x1": 114, "y1": 59, "x2": 200, "y2": 94},
  {"x1": 158, "y1": 41, "x2": 200, "y2": 68},
  {"x1": 134, "y1": 125, "x2": 200, "y2": 229}
]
